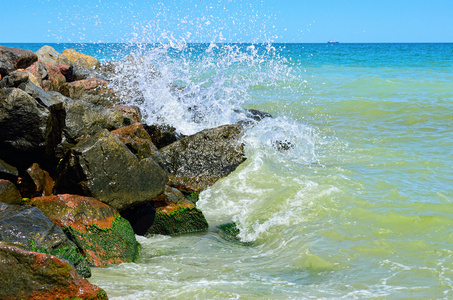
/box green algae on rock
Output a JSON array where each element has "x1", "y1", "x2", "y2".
[
  {"x1": 25, "y1": 194, "x2": 139, "y2": 267},
  {"x1": 146, "y1": 203, "x2": 208, "y2": 236}
]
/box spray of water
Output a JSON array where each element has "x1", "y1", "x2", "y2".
[{"x1": 105, "y1": 2, "x2": 323, "y2": 242}]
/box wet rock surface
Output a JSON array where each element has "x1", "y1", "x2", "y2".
[
  {"x1": 0, "y1": 245, "x2": 107, "y2": 300},
  {"x1": 160, "y1": 124, "x2": 246, "y2": 192},
  {"x1": 145, "y1": 186, "x2": 208, "y2": 235},
  {"x1": 25, "y1": 194, "x2": 139, "y2": 267},
  {"x1": 0, "y1": 202, "x2": 90, "y2": 277},
  {"x1": 56, "y1": 130, "x2": 168, "y2": 211}
]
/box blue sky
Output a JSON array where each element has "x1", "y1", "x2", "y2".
[{"x1": 1, "y1": 0, "x2": 452, "y2": 43}]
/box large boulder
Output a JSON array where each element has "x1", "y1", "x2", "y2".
[
  {"x1": 0, "y1": 88, "x2": 48, "y2": 165},
  {"x1": 0, "y1": 45, "x2": 38, "y2": 77},
  {"x1": 0, "y1": 245, "x2": 107, "y2": 300},
  {"x1": 0, "y1": 88, "x2": 65, "y2": 169},
  {"x1": 0, "y1": 202, "x2": 90, "y2": 277},
  {"x1": 60, "y1": 78, "x2": 118, "y2": 106},
  {"x1": 62, "y1": 48, "x2": 101, "y2": 69},
  {"x1": 56, "y1": 130, "x2": 168, "y2": 211},
  {"x1": 25, "y1": 194, "x2": 139, "y2": 267},
  {"x1": 0, "y1": 179, "x2": 21, "y2": 205},
  {"x1": 61, "y1": 99, "x2": 128, "y2": 143},
  {"x1": 145, "y1": 186, "x2": 208, "y2": 236},
  {"x1": 160, "y1": 124, "x2": 246, "y2": 192},
  {"x1": 36, "y1": 45, "x2": 71, "y2": 65}
]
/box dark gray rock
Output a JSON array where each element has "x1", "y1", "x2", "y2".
[
  {"x1": 0, "y1": 202, "x2": 90, "y2": 277},
  {"x1": 62, "y1": 99, "x2": 129, "y2": 143},
  {"x1": 0, "y1": 88, "x2": 48, "y2": 161},
  {"x1": 0, "y1": 159, "x2": 19, "y2": 183},
  {"x1": 0, "y1": 45, "x2": 38, "y2": 77},
  {"x1": 144, "y1": 123, "x2": 183, "y2": 149},
  {"x1": 69, "y1": 64, "x2": 112, "y2": 82},
  {"x1": 0, "y1": 88, "x2": 65, "y2": 168},
  {"x1": 160, "y1": 124, "x2": 246, "y2": 192},
  {"x1": 56, "y1": 130, "x2": 168, "y2": 212}
]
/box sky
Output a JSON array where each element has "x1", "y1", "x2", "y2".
[{"x1": 1, "y1": 0, "x2": 452, "y2": 43}]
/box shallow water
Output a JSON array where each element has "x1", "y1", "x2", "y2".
[{"x1": 8, "y1": 42, "x2": 453, "y2": 299}]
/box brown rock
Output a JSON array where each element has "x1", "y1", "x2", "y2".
[
  {"x1": 26, "y1": 194, "x2": 139, "y2": 267},
  {"x1": 0, "y1": 179, "x2": 21, "y2": 205},
  {"x1": 60, "y1": 78, "x2": 118, "y2": 106},
  {"x1": 110, "y1": 104, "x2": 142, "y2": 123},
  {"x1": 0, "y1": 45, "x2": 38, "y2": 77},
  {"x1": 19, "y1": 163, "x2": 54, "y2": 198},
  {"x1": 0, "y1": 244, "x2": 107, "y2": 300},
  {"x1": 25, "y1": 61, "x2": 66, "y2": 92},
  {"x1": 62, "y1": 48, "x2": 100, "y2": 69},
  {"x1": 111, "y1": 123, "x2": 165, "y2": 168}
]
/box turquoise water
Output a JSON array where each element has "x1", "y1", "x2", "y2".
[{"x1": 6, "y1": 42, "x2": 453, "y2": 299}]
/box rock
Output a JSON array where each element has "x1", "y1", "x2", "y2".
[
  {"x1": 144, "y1": 123, "x2": 182, "y2": 149},
  {"x1": 0, "y1": 88, "x2": 48, "y2": 165},
  {"x1": 0, "y1": 245, "x2": 107, "y2": 300},
  {"x1": 0, "y1": 159, "x2": 19, "y2": 182},
  {"x1": 56, "y1": 130, "x2": 168, "y2": 212},
  {"x1": 245, "y1": 108, "x2": 273, "y2": 121},
  {"x1": 111, "y1": 123, "x2": 165, "y2": 169},
  {"x1": 60, "y1": 78, "x2": 118, "y2": 106},
  {"x1": 145, "y1": 186, "x2": 208, "y2": 236},
  {"x1": 160, "y1": 124, "x2": 246, "y2": 192},
  {"x1": 26, "y1": 61, "x2": 66, "y2": 92},
  {"x1": 0, "y1": 179, "x2": 22, "y2": 205},
  {"x1": 62, "y1": 48, "x2": 100, "y2": 69},
  {"x1": 61, "y1": 99, "x2": 129, "y2": 143},
  {"x1": 36, "y1": 45, "x2": 71, "y2": 65},
  {"x1": 0, "y1": 69, "x2": 41, "y2": 88},
  {"x1": 110, "y1": 104, "x2": 142, "y2": 123},
  {"x1": 0, "y1": 88, "x2": 65, "y2": 169},
  {"x1": 19, "y1": 163, "x2": 54, "y2": 198},
  {"x1": 25, "y1": 194, "x2": 139, "y2": 267},
  {"x1": 0, "y1": 45, "x2": 38, "y2": 77},
  {"x1": 0, "y1": 202, "x2": 90, "y2": 277},
  {"x1": 69, "y1": 63, "x2": 112, "y2": 82},
  {"x1": 13, "y1": 73, "x2": 63, "y2": 107}
]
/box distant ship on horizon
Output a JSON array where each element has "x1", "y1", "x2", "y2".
[{"x1": 327, "y1": 40, "x2": 339, "y2": 44}]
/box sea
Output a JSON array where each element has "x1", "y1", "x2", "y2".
[{"x1": 4, "y1": 42, "x2": 453, "y2": 299}]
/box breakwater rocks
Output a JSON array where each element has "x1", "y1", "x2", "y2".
[{"x1": 0, "y1": 45, "x2": 271, "y2": 298}]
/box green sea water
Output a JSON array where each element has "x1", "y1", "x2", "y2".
[{"x1": 6, "y1": 42, "x2": 452, "y2": 299}]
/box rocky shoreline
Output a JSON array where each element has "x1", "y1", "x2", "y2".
[{"x1": 0, "y1": 45, "x2": 268, "y2": 299}]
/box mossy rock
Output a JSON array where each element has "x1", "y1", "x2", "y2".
[
  {"x1": 63, "y1": 215, "x2": 139, "y2": 267},
  {"x1": 30, "y1": 241, "x2": 91, "y2": 278},
  {"x1": 146, "y1": 206, "x2": 208, "y2": 236},
  {"x1": 216, "y1": 222, "x2": 252, "y2": 246}
]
